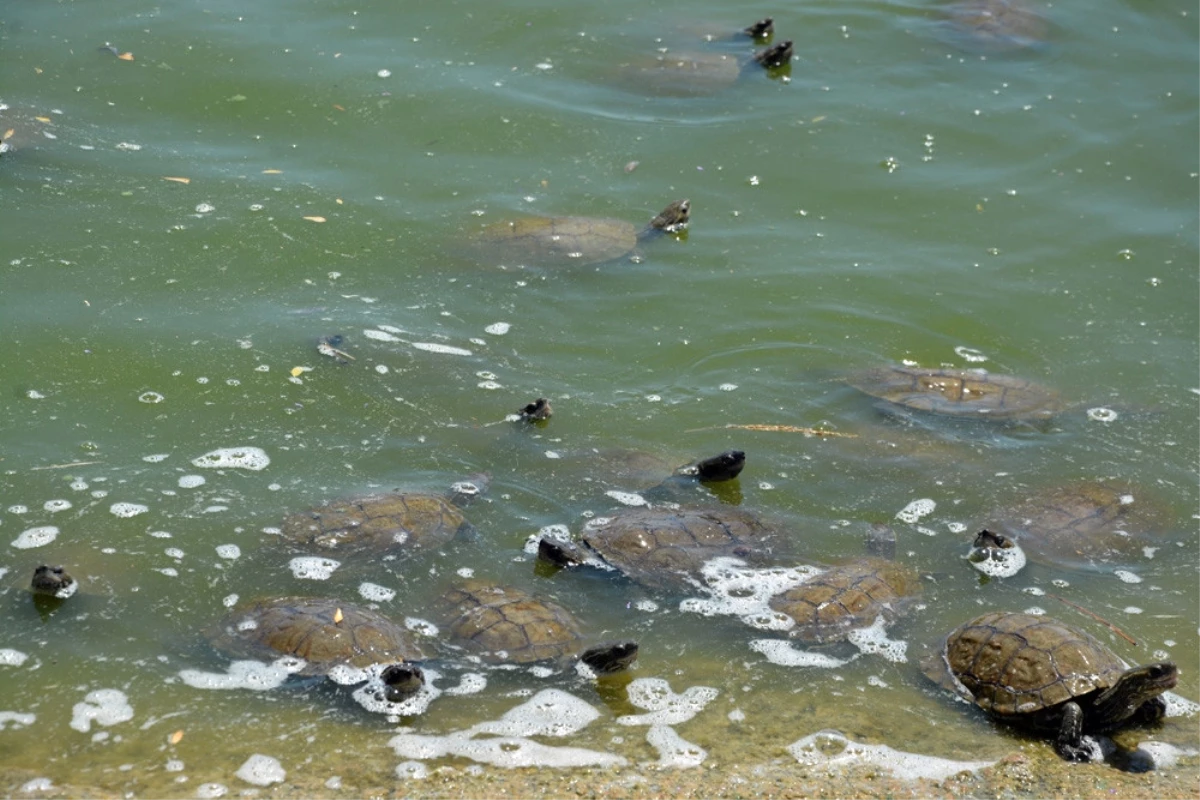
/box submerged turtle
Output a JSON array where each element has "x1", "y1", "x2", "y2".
[
  {"x1": 516, "y1": 397, "x2": 553, "y2": 423},
  {"x1": 846, "y1": 365, "x2": 1066, "y2": 424},
  {"x1": 31, "y1": 565, "x2": 78, "y2": 599},
  {"x1": 438, "y1": 579, "x2": 638, "y2": 674},
  {"x1": 278, "y1": 475, "x2": 487, "y2": 558},
  {"x1": 539, "y1": 505, "x2": 780, "y2": 592},
  {"x1": 619, "y1": 40, "x2": 794, "y2": 97},
  {"x1": 937, "y1": 0, "x2": 1052, "y2": 54},
  {"x1": 922, "y1": 611, "x2": 1178, "y2": 762},
  {"x1": 468, "y1": 199, "x2": 689, "y2": 268},
  {"x1": 978, "y1": 481, "x2": 1169, "y2": 571},
  {"x1": 558, "y1": 447, "x2": 745, "y2": 499},
  {"x1": 210, "y1": 597, "x2": 431, "y2": 700}
]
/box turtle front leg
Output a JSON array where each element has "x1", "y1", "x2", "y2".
[{"x1": 1054, "y1": 701, "x2": 1099, "y2": 762}]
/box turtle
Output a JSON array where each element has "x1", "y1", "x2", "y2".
[
  {"x1": 277, "y1": 475, "x2": 487, "y2": 558},
  {"x1": 437, "y1": 578, "x2": 638, "y2": 674},
  {"x1": 515, "y1": 397, "x2": 553, "y2": 423},
  {"x1": 210, "y1": 596, "x2": 432, "y2": 700},
  {"x1": 845, "y1": 365, "x2": 1066, "y2": 424},
  {"x1": 684, "y1": 17, "x2": 776, "y2": 44},
  {"x1": 559, "y1": 447, "x2": 745, "y2": 498},
  {"x1": 30, "y1": 565, "x2": 78, "y2": 599},
  {"x1": 538, "y1": 505, "x2": 781, "y2": 592},
  {"x1": 936, "y1": 0, "x2": 1052, "y2": 54},
  {"x1": 921, "y1": 611, "x2": 1178, "y2": 762},
  {"x1": 976, "y1": 481, "x2": 1169, "y2": 571},
  {"x1": 618, "y1": 40, "x2": 794, "y2": 97},
  {"x1": 467, "y1": 198, "x2": 689, "y2": 268}
]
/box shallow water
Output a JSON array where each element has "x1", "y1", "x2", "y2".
[{"x1": 2, "y1": 0, "x2": 1197, "y2": 795}]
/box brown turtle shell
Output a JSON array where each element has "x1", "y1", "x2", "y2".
[
  {"x1": 940, "y1": 0, "x2": 1051, "y2": 54},
  {"x1": 581, "y1": 506, "x2": 779, "y2": 592},
  {"x1": 768, "y1": 558, "x2": 921, "y2": 643},
  {"x1": 847, "y1": 365, "x2": 1065, "y2": 422},
  {"x1": 212, "y1": 597, "x2": 430, "y2": 677},
  {"x1": 279, "y1": 492, "x2": 473, "y2": 556},
  {"x1": 986, "y1": 481, "x2": 1167, "y2": 569},
  {"x1": 438, "y1": 580, "x2": 585, "y2": 664}
]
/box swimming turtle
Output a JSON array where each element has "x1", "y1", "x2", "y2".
[
  {"x1": 845, "y1": 365, "x2": 1066, "y2": 423},
  {"x1": 977, "y1": 481, "x2": 1169, "y2": 571},
  {"x1": 618, "y1": 40, "x2": 794, "y2": 97},
  {"x1": 278, "y1": 475, "x2": 488, "y2": 558},
  {"x1": 516, "y1": 397, "x2": 553, "y2": 423},
  {"x1": 437, "y1": 579, "x2": 638, "y2": 674},
  {"x1": 467, "y1": 198, "x2": 689, "y2": 268},
  {"x1": 210, "y1": 596, "x2": 432, "y2": 700},
  {"x1": 684, "y1": 17, "x2": 776, "y2": 44},
  {"x1": 30, "y1": 565, "x2": 78, "y2": 599},
  {"x1": 558, "y1": 447, "x2": 745, "y2": 499},
  {"x1": 921, "y1": 611, "x2": 1178, "y2": 762},
  {"x1": 937, "y1": 0, "x2": 1052, "y2": 54},
  {"x1": 539, "y1": 505, "x2": 780, "y2": 592}
]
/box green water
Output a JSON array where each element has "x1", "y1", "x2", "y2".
[{"x1": 2, "y1": 0, "x2": 1197, "y2": 794}]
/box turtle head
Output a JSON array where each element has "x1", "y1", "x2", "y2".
[
  {"x1": 744, "y1": 18, "x2": 774, "y2": 41},
  {"x1": 381, "y1": 662, "x2": 426, "y2": 702},
  {"x1": 649, "y1": 199, "x2": 690, "y2": 233},
  {"x1": 578, "y1": 640, "x2": 639, "y2": 674},
  {"x1": 690, "y1": 450, "x2": 746, "y2": 482},
  {"x1": 754, "y1": 41, "x2": 793, "y2": 69},
  {"x1": 31, "y1": 565, "x2": 77, "y2": 598},
  {"x1": 1094, "y1": 662, "x2": 1178, "y2": 726},
  {"x1": 516, "y1": 397, "x2": 553, "y2": 423}
]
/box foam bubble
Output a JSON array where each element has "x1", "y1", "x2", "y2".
[
  {"x1": 678, "y1": 557, "x2": 822, "y2": 632},
  {"x1": 289, "y1": 556, "x2": 340, "y2": 580},
  {"x1": 43, "y1": 499, "x2": 72, "y2": 513},
  {"x1": 179, "y1": 659, "x2": 301, "y2": 691},
  {"x1": 445, "y1": 673, "x2": 487, "y2": 696},
  {"x1": 896, "y1": 498, "x2": 936, "y2": 524},
  {"x1": 70, "y1": 689, "x2": 133, "y2": 733},
  {"x1": 1163, "y1": 691, "x2": 1200, "y2": 718},
  {"x1": 19, "y1": 778, "x2": 54, "y2": 793},
  {"x1": 363, "y1": 329, "x2": 401, "y2": 342},
  {"x1": 235, "y1": 754, "x2": 285, "y2": 786},
  {"x1": 215, "y1": 545, "x2": 241, "y2": 560},
  {"x1": 749, "y1": 639, "x2": 852, "y2": 669},
  {"x1": 788, "y1": 730, "x2": 993, "y2": 780},
  {"x1": 469, "y1": 689, "x2": 601, "y2": 738},
  {"x1": 485, "y1": 322, "x2": 510, "y2": 335},
  {"x1": 191, "y1": 447, "x2": 270, "y2": 471},
  {"x1": 845, "y1": 616, "x2": 908, "y2": 663},
  {"x1": 618, "y1": 678, "x2": 719, "y2": 726},
  {"x1": 350, "y1": 665, "x2": 442, "y2": 716},
  {"x1": 412, "y1": 342, "x2": 472, "y2": 356},
  {"x1": 178, "y1": 475, "x2": 206, "y2": 489},
  {"x1": 646, "y1": 725, "x2": 707, "y2": 768},
  {"x1": 0, "y1": 649, "x2": 30, "y2": 667},
  {"x1": 396, "y1": 761, "x2": 428, "y2": 779},
  {"x1": 389, "y1": 732, "x2": 623, "y2": 769},
  {"x1": 12, "y1": 526, "x2": 58, "y2": 549},
  {"x1": 110, "y1": 502, "x2": 149, "y2": 518},
  {"x1": 7, "y1": 505, "x2": 29, "y2": 514},
  {"x1": 0, "y1": 712, "x2": 35, "y2": 731},
  {"x1": 359, "y1": 582, "x2": 396, "y2": 602},
  {"x1": 142, "y1": 453, "x2": 170, "y2": 463},
  {"x1": 605, "y1": 490, "x2": 648, "y2": 507},
  {"x1": 968, "y1": 541, "x2": 1026, "y2": 578},
  {"x1": 1114, "y1": 570, "x2": 1143, "y2": 584},
  {"x1": 195, "y1": 782, "x2": 228, "y2": 798}
]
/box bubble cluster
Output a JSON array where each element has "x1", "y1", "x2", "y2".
[
  {"x1": 0, "y1": 649, "x2": 30, "y2": 666},
  {"x1": 191, "y1": 447, "x2": 270, "y2": 471},
  {"x1": 412, "y1": 342, "x2": 472, "y2": 356},
  {"x1": 895, "y1": 498, "x2": 936, "y2": 524},
  {"x1": 749, "y1": 639, "x2": 851, "y2": 668},
  {"x1": 110, "y1": 502, "x2": 149, "y2": 518},
  {"x1": 289, "y1": 556, "x2": 340, "y2": 580},
  {"x1": 678, "y1": 557, "x2": 822, "y2": 632},
  {"x1": 359, "y1": 582, "x2": 396, "y2": 602},
  {"x1": 43, "y1": 499, "x2": 71, "y2": 513},
  {"x1": 788, "y1": 730, "x2": 993, "y2": 780},
  {"x1": 646, "y1": 724, "x2": 707, "y2": 768},
  {"x1": 350, "y1": 665, "x2": 442, "y2": 716},
  {"x1": 845, "y1": 616, "x2": 908, "y2": 663},
  {"x1": 11, "y1": 526, "x2": 58, "y2": 549},
  {"x1": 195, "y1": 783, "x2": 227, "y2": 798},
  {"x1": 618, "y1": 678, "x2": 719, "y2": 727},
  {"x1": 235, "y1": 754, "x2": 286, "y2": 786},
  {"x1": 178, "y1": 475, "x2": 206, "y2": 489},
  {"x1": 70, "y1": 689, "x2": 133, "y2": 733},
  {"x1": 605, "y1": 490, "x2": 647, "y2": 507},
  {"x1": 178, "y1": 659, "x2": 302, "y2": 691},
  {"x1": 1114, "y1": 570, "x2": 1143, "y2": 584},
  {"x1": 0, "y1": 712, "x2": 36, "y2": 731},
  {"x1": 968, "y1": 540, "x2": 1027, "y2": 578}
]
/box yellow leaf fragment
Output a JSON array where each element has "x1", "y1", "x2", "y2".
[
  {"x1": 169, "y1": 730, "x2": 184, "y2": 745},
  {"x1": 163, "y1": 176, "x2": 191, "y2": 184},
  {"x1": 35, "y1": 116, "x2": 52, "y2": 124},
  {"x1": 335, "y1": 198, "x2": 343, "y2": 205},
  {"x1": 303, "y1": 215, "x2": 326, "y2": 223},
  {"x1": 262, "y1": 169, "x2": 282, "y2": 174},
  {"x1": 290, "y1": 367, "x2": 305, "y2": 377},
  {"x1": 3, "y1": 129, "x2": 13, "y2": 141},
  {"x1": 332, "y1": 104, "x2": 346, "y2": 112},
  {"x1": 118, "y1": 52, "x2": 135, "y2": 61},
  {"x1": 333, "y1": 607, "x2": 344, "y2": 624}
]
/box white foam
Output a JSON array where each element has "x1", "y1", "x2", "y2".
[
  {"x1": 1164, "y1": 691, "x2": 1200, "y2": 718},
  {"x1": 406, "y1": 617, "x2": 439, "y2": 637},
  {"x1": 845, "y1": 616, "x2": 908, "y2": 663},
  {"x1": 968, "y1": 540, "x2": 1026, "y2": 578},
  {"x1": 178, "y1": 659, "x2": 302, "y2": 691},
  {"x1": 350, "y1": 665, "x2": 442, "y2": 716},
  {"x1": 195, "y1": 782, "x2": 228, "y2": 798},
  {"x1": 359, "y1": 582, "x2": 396, "y2": 602},
  {"x1": 191, "y1": 447, "x2": 270, "y2": 471},
  {"x1": 215, "y1": 545, "x2": 241, "y2": 560},
  {"x1": 289, "y1": 556, "x2": 340, "y2": 580},
  {"x1": 618, "y1": 678, "x2": 719, "y2": 726},
  {"x1": 468, "y1": 689, "x2": 600, "y2": 738},
  {"x1": 12, "y1": 526, "x2": 58, "y2": 549},
  {"x1": 646, "y1": 725, "x2": 707, "y2": 768},
  {"x1": 412, "y1": 342, "x2": 472, "y2": 356},
  {"x1": 178, "y1": 475, "x2": 206, "y2": 489},
  {"x1": 678, "y1": 557, "x2": 822, "y2": 632},
  {"x1": 896, "y1": 498, "x2": 936, "y2": 524},
  {"x1": 70, "y1": 689, "x2": 133, "y2": 733},
  {"x1": 485, "y1": 322, "x2": 511, "y2": 335},
  {"x1": 395, "y1": 761, "x2": 428, "y2": 779},
  {"x1": 788, "y1": 730, "x2": 993, "y2": 780},
  {"x1": 235, "y1": 754, "x2": 285, "y2": 786},
  {"x1": 19, "y1": 778, "x2": 54, "y2": 793},
  {"x1": 1114, "y1": 570, "x2": 1142, "y2": 584},
  {"x1": 1133, "y1": 741, "x2": 1198, "y2": 770},
  {"x1": 43, "y1": 499, "x2": 71, "y2": 513},
  {"x1": 750, "y1": 639, "x2": 852, "y2": 669},
  {"x1": 363, "y1": 328, "x2": 402, "y2": 342},
  {"x1": 110, "y1": 502, "x2": 148, "y2": 518},
  {"x1": 0, "y1": 712, "x2": 35, "y2": 730},
  {"x1": 445, "y1": 673, "x2": 487, "y2": 696},
  {"x1": 7, "y1": 505, "x2": 29, "y2": 514},
  {"x1": 605, "y1": 490, "x2": 648, "y2": 507},
  {"x1": 0, "y1": 649, "x2": 30, "y2": 667}
]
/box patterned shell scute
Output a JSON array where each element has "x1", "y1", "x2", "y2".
[
  {"x1": 213, "y1": 597, "x2": 430, "y2": 676},
  {"x1": 768, "y1": 558, "x2": 921, "y2": 643},
  {"x1": 280, "y1": 492, "x2": 470, "y2": 555},
  {"x1": 476, "y1": 216, "x2": 637, "y2": 267},
  {"x1": 848, "y1": 366, "x2": 1065, "y2": 421},
  {"x1": 440, "y1": 580, "x2": 584, "y2": 664},
  {"x1": 583, "y1": 507, "x2": 777, "y2": 591},
  {"x1": 941, "y1": 612, "x2": 1127, "y2": 717}
]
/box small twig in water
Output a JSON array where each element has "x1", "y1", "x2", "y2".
[
  {"x1": 685, "y1": 423, "x2": 857, "y2": 438},
  {"x1": 30, "y1": 460, "x2": 102, "y2": 471},
  {"x1": 1048, "y1": 593, "x2": 1137, "y2": 646}
]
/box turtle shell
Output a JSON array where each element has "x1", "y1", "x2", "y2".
[
  {"x1": 618, "y1": 41, "x2": 791, "y2": 97},
  {"x1": 925, "y1": 611, "x2": 1129, "y2": 721},
  {"x1": 986, "y1": 481, "x2": 1167, "y2": 570},
  {"x1": 474, "y1": 215, "x2": 639, "y2": 267},
  {"x1": 581, "y1": 506, "x2": 779, "y2": 591},
  {"x1": 847, "y1": 365, "x2": 1065, "y2": 422},
  {"x1": 768, "y1": 558, "x2": 921, "y2": 643},
  {"x1": 211, "y1": 597, "x2": 430, "y2": 676},
  {"x1": 939, "y1": 0, "x2": 1051, "y2": 54},
  {"x1": 438, "y1": 579, "x2": 586, "y2": 664},
  {"x1": 279, "y1": 491, "x2": 473, "y2": 556}
]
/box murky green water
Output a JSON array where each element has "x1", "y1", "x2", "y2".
[{"x1": 2, "y1": 0, "x2": 1197, "y2": 795}]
